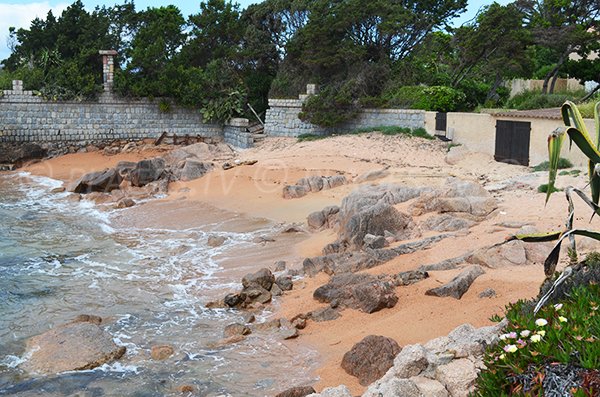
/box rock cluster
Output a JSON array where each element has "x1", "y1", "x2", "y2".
[
  {"x1": 283, "y1": 175, "x2": 348, "y2": 199},
  {"x1": 66, "y1": 142, "x2": 234, "y2": 205},
  {"x1": 220, "y1": 268, "x2": 293, "y2": 309},
  {"x1": 307, "y1": 321, "x2": 507, "y2": 397}
]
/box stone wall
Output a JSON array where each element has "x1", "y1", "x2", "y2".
[
  {"x1": 0, "y1": 81, "x2": 223, "y2": 144},
  {"x1": 223, "y1": 118, "x2": 254, "y2": 149},
  {"x1": 265, "y1": 87, "x2": 426, "y2": 137}
]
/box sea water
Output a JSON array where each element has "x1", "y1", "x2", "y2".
[{"x1": 0, "y1": 172, "x2": 317, "y2": 396}]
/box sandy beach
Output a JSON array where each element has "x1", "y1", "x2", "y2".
[{"x1": 21, "y1": 133, "x2": 595, "y2": 396}]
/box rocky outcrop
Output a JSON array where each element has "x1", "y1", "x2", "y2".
[
  {"x1": 425, "y1": 265, "x2": 485, "y2": 299},
  {"x1": 0, "y1": 143, "x2": 46, "y2": 166},
  {"x1": 283, "y1": 175, "x2": 348, "y2": 199},
  {"x1": 341, "y1": 335, "x2": 401, "y2": 385},
  {"x1": 421, "y1": 214, "x2": 475, "y2": 232},
  {"x1": 303, "y1": 234, "x2": 452, "y2": 276},
  {"x1": 222, "y1": 268, "x2": 293, "y2": 309},
  {"x1": 308, "y1": 321, "x2": 506, "y2": 397},
  {"x1": 313, "y1": 274, "x2": 398, "y2": 314},
  {"x1": 283, "y1": 185, "x2": 308, "y2": 199},
  {"x1": 20, "y1": 316, "x2": 126, "y2": 375},
  {"x1": 276, "y1": 386, "x2": 317, "y2": 397},
  {"x1": 67, "y1": 168, "x2": 122, "y2": 193},
  {"x1": 468, "y1": 240, "x2": 551, "y2": 268},
  {"x1": 411, "y1": 178, "x2": 497, "y2": 218},
  {"x1": 307, "y1": 206, "x2": 340, "y2": 231},
  {"x1": 171, "y1": 159, "x2": 213, "y2": 181},
  {"x1": 339, "y1": 203, "x2": 413, "y2": 250},
  {"x1": 129, "y1": 157, "x2": 166, "y2": 187}
]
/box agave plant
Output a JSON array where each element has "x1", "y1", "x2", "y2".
[{"x1": 511, "y1": 100, "x2": 600, "y2": 313}]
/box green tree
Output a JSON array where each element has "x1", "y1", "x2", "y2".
[{"x1": 515, "y1": 0, "x2": 600, "y2": 94}]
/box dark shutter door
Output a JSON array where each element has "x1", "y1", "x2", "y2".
[
  {"x1": 435, "y1": 112, "x2": 447, "y2": 132},
  {"x1": 495, "y1": 120, "x2": 531, "y2": 166}
]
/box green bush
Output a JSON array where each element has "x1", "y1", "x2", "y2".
[
  {"x1": 299, "y1": 81, "x2": 361, "y2": 127},
  {"x1": 537, "y1": 183, "x2": 561, "y2": 193},
  {"x1": 506, "y1": 90, "x2": 588, "y2": 111},
  {"x1": 383, "y1": 85, "x2": 466, "y2": 112},
  {"x1": 532, "y1": 158, "x2": 573, "y2": 171},
  {"x1": 297, "y1": 133, "x2": 327, "y2": 142},
  {"x1": 474, "y1": 283, "x2": 599, "y2": 395}
]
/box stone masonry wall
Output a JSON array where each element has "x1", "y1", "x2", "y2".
[
  {"x1": 265, "y1": 87, "x2": 426, "y2": 137},
  {"x1": 0, "y1": 82, "x2": 223, "y2": 144},
  {"x1": 223, "y1": 118, "x2": 254, "y2": 149}
]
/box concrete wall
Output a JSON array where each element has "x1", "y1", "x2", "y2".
[
  {"x1": 0, "y1": 81, "x2": 223, "y2": 145},
  {"x1": 509, "y1": 78, "x2": 584, "y2": 98},
  {"x1": 265, "y1": 91, "x2": 425, "y2": 137},
  {"x1": 424, "y1": 111, "x2": 595, "y2": 167}
]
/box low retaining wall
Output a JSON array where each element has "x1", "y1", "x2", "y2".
[
  {"x1": 0, "y1": 81, "x2": 223, "y2": 145},
  {"x1": 265, "y1": 89, "x2": 425, "y2": 137}
]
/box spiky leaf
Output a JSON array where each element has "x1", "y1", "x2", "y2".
[{"x1": 546, "y1": 128, "x2": 566, "y2": 203}]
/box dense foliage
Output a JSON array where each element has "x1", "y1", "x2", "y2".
[{"x1": 1, "y1": 0, "x2": 599, "y2": 124}]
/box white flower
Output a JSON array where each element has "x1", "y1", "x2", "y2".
[
  {"x1": 530, "y1": 334, "x2": 542, "y2": 343},
  {"x1": 558, "y1": 316, "x2": 568, "y2": 323},
  {"x1": 535, "y1": 318, "x2": 548, "y2": 327},
  {"x1": 537, "y1": 330, "x2": 546, "y2": 337},
  {"x1": 520, "y1": 330, "x2": 531, "y2": 338},
  {"x1": 554, "y1": 303, "x2": 563, "y2": 310},
  {"x1": 504, "y1": 344, "x2": 518, "y2": 353}
]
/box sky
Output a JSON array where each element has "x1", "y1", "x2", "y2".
[{"x1": 0, "y1": 0, "x2": 511, "y2": 62}]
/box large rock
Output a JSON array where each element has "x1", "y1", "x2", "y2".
[
  {"x1": 425, "y1": 265, "x2": 485, "y2": 299},
  {"x1": 276, "y1": 386, "x2": 317, "y2": 397},
  {"x1": 421, "y1": 214, "x2": 475, "y2": 232},
  {"x1": 68, "y1": 168, "x2": 122, "y2": 194},
  {"x1": 172, "y1": 159, "x2": 213, "y2": 181},
  {"x1": 339, "y1": 202, "x2": 412, "y2": 250},
  {"x1": 307, "y1": 385, "x2": 352, "y2": 397},
  {"x1": 363, "y1": 378, "x2": 423, "y2": 397},
  {"x1": 469, "y1": 240, "x2": 550, "y2": 268},
  {"x1": 313, "y1": 274, "x2": 398, "y2": 313},
  {"x1": 130, "y1": 158, "x2": 166, "y2": 187},
  {"x1": 307, "y1": 206, "x2": 340, "y2": 231},
  {"x1": 242, "y1": 268, "x2": 275, "y2": 290},
  {"x1": 283, "y1": 185, "x2": 308, "y2": 199},
  {"x1": 341, "y1": 335, "x2": 401, "y2": 386},
  {"x1": 391, "y1": 344, "x2": 429, "y2": 378},
  {"x1": 21, "y1": 317, "x2": 126, "y2": 375},
  {"x1": 115, "y1": 161, "x2": 136, "y2": 179},
  {"x1": 435, "y1": 358, "x2": 478, "y2": 397},
  {"x1": 0, "y1": 143, "x2": 46, "y2": 166},
  {"x1": 411, "y1": 178, "x2": 497, "y2": 218}
]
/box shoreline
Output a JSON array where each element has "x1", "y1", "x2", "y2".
[{"x1": 13, "y1": 134, "x2": 593, "y2": 395}]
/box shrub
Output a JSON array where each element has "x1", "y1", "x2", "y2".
[
  {"x1": 299, "y1": 81, "x2": 361, "y2": 127},
  {"x1": 506, "y1": 90, "x2": 587, "y2": 111},
  {"x1": 532, "y1": 158, "x2": 573, "y2": 171},
  {"x1": 537, "y1": 183, "x2": 560, "y2": 193},
  {"x1": 474, "y1": 282, "x2": 599, "y2": 396},
  {"x1": 383, "y1": 85, "x2": 466, "y2": 112}
]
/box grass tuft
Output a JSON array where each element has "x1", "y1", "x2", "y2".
[{"x1": 532, "y1": 158, "x2": 573, "y2": 172}]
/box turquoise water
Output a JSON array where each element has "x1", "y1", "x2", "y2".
[{"x1": 0, "y1": 173, "x2": 317, "y2": 396}]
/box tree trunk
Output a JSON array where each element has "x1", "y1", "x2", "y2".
[
  {"x1": 580, "y1": 84, "x2": 600, "y2": 102},
  {"x1": 542, "y1": 47, "x2": 571, "y2": 95},
  {"x1": 486, "y1": 73, "x2": 503, "y2": 103},
  {"x1": 549, "y1": 70, "x2": 560, "y2": 94}
]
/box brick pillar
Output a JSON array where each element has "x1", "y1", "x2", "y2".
[{"x1": 99, "y1": 50, "x2": 118, "y2": 93}]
